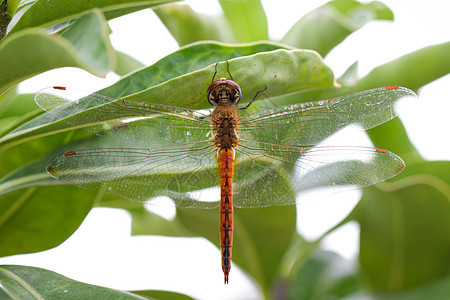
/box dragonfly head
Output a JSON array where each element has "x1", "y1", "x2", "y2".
[{"x1": 207, "y1": 79, "x2": 241, "y2": 107}]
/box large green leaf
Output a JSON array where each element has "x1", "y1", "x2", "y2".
[
  {"x1": 59, "y1": 9, "x2": 115, "y2": 75},
  {"x1": 0, "y1": 9, "x2": 114, "y2": 95},
  {"x1": 0, "y1": 187, "x2": 94, "y2": 257},
  {"x1": 351, "y1": 163, "x2": 450, "y2": 290},
  {"x1": 0, "y1": 130, "x2": 95, "y2": 257},
  {"x1": 281, "y1": 0, "x2": 393, "y2": 56},
  {"x1": 0, "y1": 265, "x2": 148, "y2": 299},
  {"x1": 7, "y1": 0, "x2": 180, "y2": 35}
]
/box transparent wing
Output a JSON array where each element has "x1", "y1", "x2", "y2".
[
  {"x1": 46, "y1": 142, "x2": 221, "y2": 209},
  {"x1": 35, "y1": 87, "x2": 212, "y2": 147},
  {"x1": 239, "y1": 86, "x2": 417, "y2": 146},
  {"x1": 232, "y1": 141, "x2": 404, "y2": 208},
  {"x1": 40, "y1": 86, "x2": 409, "y2": 209}
]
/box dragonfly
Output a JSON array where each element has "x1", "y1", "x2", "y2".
[{"x1": 36, "y1": 62, "x2": 416, "y2": 283}]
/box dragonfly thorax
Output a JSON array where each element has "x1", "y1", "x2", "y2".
[
  {"x1": 207, "y1": 79, "x2": 241, "y2": 107},
  {"x1": 212, "y1": 105, "x2": 240, "y2": 149}
]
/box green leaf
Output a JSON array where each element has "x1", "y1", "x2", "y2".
[
  {"x1": 0, "y1": 287, "x2": 9, "y2": 299},
  {"x1": 357, "y1": 41, "x2": 450, "y2": 92},
  {"x1": 281, "y1": 0, "x2": 393, "y2": 56},
  {"x1": 0, "y1": 86, "x2": 19, "y2": 117},
  {"x1": 0, "y1": 187, "x2": 94, "y2": 257},
  {"x1": 0, "y1": 119, "x2": 96, "y2": 258},
  {"x1": 1, "y1": 93, "x2": 34, "y2": 118},
  {"x1": 0, "y1": 152, "x2": 50, "y2": 196},
  {"x1": 59, "y1": 9, "x2": 115, "y2": 75},
  {"x1": 0, "y1": 133, "x2": 88, "y2": 194},
  {"x1": 288, "y1": 251, "x2": 361, "y2": 300},
  {"x1": 154, "y1": 4, "x2": 233, "y2": 46},
  {"x1": 0, "y1": 129, "x2": 83, "y2": 179},
  {"x1": 0, "y1": 265, "x2": 147, "y2": 299},
  {"x1": 236, "y1": 206, "x2": 296, "y2": 290},
  {"x1": 0, "y1": 129, "x2": 96, "y2": 258},
  {"x1": 114, "y1": 48, "x2": 336, "y2": 108},
  {"x1": 351, "y1": 166, "x2": 450, "y2": 290},
  {"x1": 8, "y1": 0, "x2": 180, "y2": 35},
  {"x1": 0, "y1": 10, "x2": 114, "y2": 95},
  {"x1": 219, "y1": 0, "x2": 268, "y2": 43}
]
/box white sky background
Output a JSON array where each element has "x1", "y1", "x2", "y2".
[{"x1": 3, "y1": 0, "x2": 450, "y2": 299}]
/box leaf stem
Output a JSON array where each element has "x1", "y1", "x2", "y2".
[{"x1": 0, "y1": 0, "x2": 11, "y2": 41}]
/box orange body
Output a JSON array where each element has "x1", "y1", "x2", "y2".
[{"x1": 218, "y1": 148, "x2": 234, "y2": 283}]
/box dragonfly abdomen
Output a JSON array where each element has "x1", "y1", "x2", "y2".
[{"x1": 218, "y1": 147, "x2": 234, "y2": 284}]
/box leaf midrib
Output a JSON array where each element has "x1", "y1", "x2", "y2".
[{"x1": 0, "y1": 266, "x2": 44, "y2": 300}]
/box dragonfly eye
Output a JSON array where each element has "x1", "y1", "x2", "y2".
[{"x1": 207, "y1": 79, "x2": 242, "y2": 106}]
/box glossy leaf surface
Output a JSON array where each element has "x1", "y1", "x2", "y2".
[
  {"x1": 352, "y1": 162, "x2": 450, "y2": 290},
  {"x1": 8, "y1": 0, "x2": 180, "y2": 34},
  {"x1": 281, "y1": 0, "x2": 393, "y2": 56},
  {"x1": 0, "y1": 265, "x2": 149, "y2": 299}
]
